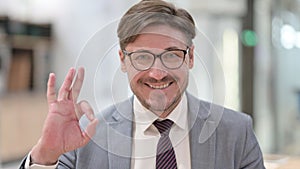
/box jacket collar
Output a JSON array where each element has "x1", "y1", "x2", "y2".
[
  {"x1": 186, "y1": 93, "x2": 223, "y2": 168},
  {"x1": 106, "y1": 93, "x2": 222, "y2": 169},
  {"x1": 106, "y1": 97, "x2": 134, "y2": 169}
]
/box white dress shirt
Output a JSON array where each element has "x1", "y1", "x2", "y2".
[
  {"x1": 25, "y1": 152, "x2": 57, "y2": 169},
  {"x1": 25, "y1": 94, "x2": 191, "y2": 169},
  {"x1": 131, "y1": 93, "x2": 191, "y2": 169}
]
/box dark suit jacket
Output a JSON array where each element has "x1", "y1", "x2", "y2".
[{"x1": 20, "y1": 93, "x2": 265, "y2": 169}]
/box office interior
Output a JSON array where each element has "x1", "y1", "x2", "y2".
[{"x1": 0, "y1": 0, "x2": 300, "y2": 168}]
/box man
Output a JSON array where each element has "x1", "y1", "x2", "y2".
[{"x1": 19, "y1": 0, "x2": 265, "y2": 168}]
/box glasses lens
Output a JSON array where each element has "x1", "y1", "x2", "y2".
[
  {"x1": 161, "y1": 50, "x2": 185, "y2": 69},
  {"x1": 130, "y1": 52, "x2": 154, "y2": 70}
]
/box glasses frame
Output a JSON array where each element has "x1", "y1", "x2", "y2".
[{"x1": 122, "y1": 47, "x2": 189, "y2": 71}]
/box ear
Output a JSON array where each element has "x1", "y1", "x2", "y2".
[
  {"x1": 119, "y1": 49, "x2": 127, "y2": 72},
  {"x1": 188, "y1": 45, "x2": 194, "y2": 69}
]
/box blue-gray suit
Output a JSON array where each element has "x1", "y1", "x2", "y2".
[{"x1": 20, "y1": 93, "x2": 265, "y2": 169}]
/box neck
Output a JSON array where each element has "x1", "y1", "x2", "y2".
[{"x1": 151, "y1": 94, "x2": 182, "y2": 118}]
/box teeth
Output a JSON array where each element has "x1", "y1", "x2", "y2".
[{"x1": 149, "y1": 83, "x2": 170, "y2": 89}]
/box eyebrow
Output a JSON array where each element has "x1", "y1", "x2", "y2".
[
  {"x1": 131, "y1": 46, "x2": 184, "y2": 53},
  {"x1": 164, "y1": 46, "x2": 183, "y2": 51}
]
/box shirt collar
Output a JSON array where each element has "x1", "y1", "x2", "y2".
[{"x1": 133, "y1": 93, "x2": 188, "y2": 132}]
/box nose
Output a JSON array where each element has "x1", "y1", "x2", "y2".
[
  {"x1": 148, "y1": 59, "x2": 168, "y2": 80},
  {"x1": 148, "y1": 68, "x2": 168, "y2": 80}
]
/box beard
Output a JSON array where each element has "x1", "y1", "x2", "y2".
[
  {"x1": 135, "y1": 79, "x2": 187, "y2": 117},
  {"x1": 130, "y1": 69, "x2": 189, "y2": 117}
]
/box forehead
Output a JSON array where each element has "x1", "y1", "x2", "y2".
[{"x1": 126, "y1": 25, "x2": 188, "y2": 51}]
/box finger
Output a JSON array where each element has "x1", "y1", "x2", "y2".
[
  {"x1": 58, "y1": 68, "x2": 76, "y2": 101},
  {"x1": 78, "y1": 100, "x2": 95, "y2": 121},
  {"x1": 82, "y1": 118, "x2": 98, "y2": 141},
  {"x1": 71, "y1": 67, "x2": 85, "y2": 103},
  {"x1": 47, "y1": 73, "x2": 57, "y2": 104}
]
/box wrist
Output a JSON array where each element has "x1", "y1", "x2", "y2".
[{"x1": 30, "y1": 144, "x2": 60, "y2": 165}]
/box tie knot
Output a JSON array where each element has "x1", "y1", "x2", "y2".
[{"x1": 153, "y1": 119, "x2": 174, "y2": 134}]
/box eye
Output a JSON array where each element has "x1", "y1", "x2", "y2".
[
  {"x1": 164, "y1": 52, "x2": 178, "y2": 59},
  {"x1": 162, "y1": 51, "x2": 184, "y2": 61},
  {"x1": 132, "y1": 53, "x2": 153, "y2": 60}
]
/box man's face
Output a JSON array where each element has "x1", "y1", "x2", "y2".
[{"x1": 119, "y1": 25, "x2": 194, "y2": 117}]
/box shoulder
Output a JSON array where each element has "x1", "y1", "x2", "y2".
[
  {"x1": 188, "y1": 93, "x2": 251, "y2": 122},
  {"x1": 79, "y1": 97, "x2": 133, "y2": 137},
  {"x1": 218, "y1": 106, "x2": 252, "y2": 133},
  {"x1": 95, "y1": 97, "x2": 134, "y2": 122},
  {"x1": 187, "y1": 94, "x2": 264, "y2": 168},
  {"x1": 187, "y1": 93, "x2": 253, "y2": 134},
  {"x1": 204, "y1": 101, "x2": 254, "y2": 141}
]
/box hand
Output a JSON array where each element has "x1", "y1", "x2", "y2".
[{"x1": 31, "y1": 67, "x2": 98, "y2": 165}]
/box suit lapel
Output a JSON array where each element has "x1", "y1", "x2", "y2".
[
  {"x1": 187, "y1": 94, "x2": 222, "y2": 169},
  {"x1": 107, "y1": 98, "x2": 134, "y2": 169},
  {"x1": 105, "y1": 94, "x2": 222, "y2": 169}
]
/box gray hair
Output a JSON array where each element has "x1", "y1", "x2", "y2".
[{"x1": 117, "y1": 0, "x2": 196, "y2": 50}]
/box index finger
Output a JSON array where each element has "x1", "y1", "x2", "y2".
[
  {"x1": 71, "y1": 67, "x2": 85, "y2": 103},
  {"x1": 47, "y1": 73, "x2": 57, "y2": 104},
  {"x1": 57, "y1": 68, "x2": 76, "y2": 101}
]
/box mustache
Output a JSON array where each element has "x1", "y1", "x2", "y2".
[{"x1": 140, "y1": 75, "x2": 176, "y2": 83}]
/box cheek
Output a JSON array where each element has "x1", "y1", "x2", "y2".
[
  {"x1": 123, "y1": 60, "x2": 139, "y2": 81},
  {"x1": 174, "y1": 70, "x2": 189, "y2": 90},
  {"x1": 174, "y1": 67, "x2": 189, "y2": 80},
  {"x1": 129, "y1": 69, "x2": 139, "y2": 79},
  {"x1": 128, "y1": 71, "x2": 144, "y2": 87}
]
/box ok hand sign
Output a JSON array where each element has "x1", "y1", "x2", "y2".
[{"x1": 30, "y1": 67, "x2": 98, "y2": 165}]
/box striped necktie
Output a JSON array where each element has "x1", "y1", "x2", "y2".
[{"x1": 153, "y1": 119, "x2": 177, "y2": 169}]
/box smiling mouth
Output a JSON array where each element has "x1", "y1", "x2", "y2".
[{"x1": 147, "y1": 82, "x2": 172, "y2": 89}]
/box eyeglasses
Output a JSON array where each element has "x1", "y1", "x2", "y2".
[{"x1": 122, "y1": 47, "x2": 189, "y2": 71}]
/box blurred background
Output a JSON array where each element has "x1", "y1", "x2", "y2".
[{"x1": 0, "y1": 0, "x2": 300, "y2": 168}]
